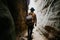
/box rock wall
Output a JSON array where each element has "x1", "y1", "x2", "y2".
[
  {"x1": 16, "y1": 0, "x2": 28, "y2": 34},
  {"x1": 0, "y1": 0, "x2": 16, "y2": 40},
  {"x1": 34, "y1": 0, "x2": 60, "y2": 31},
  {"x1": 29, "y1": 0, "x2": 60, "y2": 40},
  {"x1": 0, "y1": 0, "x2": 28, "y2": 40}
]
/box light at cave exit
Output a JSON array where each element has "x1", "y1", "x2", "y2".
[
  {"x1": 28, "y1": 0, "x2": 38, "y2": 27},
  {"x1": 28, "y1": 0, "x2": 37, "y2": 13},
  {"x1": 28, "y1": 0, "x2": 43, "y2": 27},
  {"x1": 28, "y1": 0, "x2": 48, "y2": 27}
]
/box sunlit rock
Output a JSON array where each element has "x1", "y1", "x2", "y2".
[{"x1": 29, "y1": 0, "x2": 60, "y2": 40}]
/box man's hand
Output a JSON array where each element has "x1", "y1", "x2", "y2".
[{"x1": 35, "y1": 23, "x2": 36, "y2": 26}]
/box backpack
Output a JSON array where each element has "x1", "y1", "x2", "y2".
[{"x1": 26, "y1": 14, "x2": 33, "y2": 25}]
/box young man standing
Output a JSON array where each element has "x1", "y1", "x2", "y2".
[{"x1": 26, "y1": 7, "x2": 37, "y2": 40}]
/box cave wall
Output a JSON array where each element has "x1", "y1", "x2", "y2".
[
  {"x1": 29, "y1": 0, "x2": 60, "y2": 40},
  {"x1": 0, "y1": 0, "x2": 28, "y2": 40},
  {"x1": 0, "y1": 0, "x2": 16, "y2": 40},
  {"x1": 2, "y1": 0, "x2": 28, "y2": 34},
  {"x1": 34, "y1": 0, "x2": 60, "y2": 30},
  {"x1": 16, "y1": 0, "x2": 28, "y2": 34}
]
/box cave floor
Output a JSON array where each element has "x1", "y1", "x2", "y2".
[{"x1": 16, "y1": 26, "x2": 47, "y2": 40}]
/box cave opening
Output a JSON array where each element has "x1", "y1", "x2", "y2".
[{"x1": 0, "y1": 0, "x2": 60, "y2": 40}]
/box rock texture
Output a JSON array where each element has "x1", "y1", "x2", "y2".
[
  {"x1": 29, "y1": 0, "x2": 60, "y2": 40},
  {"x1": 0, "y1": 0, "x2": 28, "y2": 40},
  {"x1": 0, "y1": 0, "x2": 16, "y2": 40},
  {"x1": 16, "y1": 0, "x2": 28, "y2": 34}
]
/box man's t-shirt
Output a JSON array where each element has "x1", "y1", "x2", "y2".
[
  {"x1": 26, "y1": 12, "x2": 36, "y2": 25},
  {"x1": 26, "y1": 15, "x2": 32, "y2": 20},
  {"x1": 26, "y1": 15, "x2": 32, "y2": 25}
]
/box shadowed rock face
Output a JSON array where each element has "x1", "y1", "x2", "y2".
[
  {"x1": 16, "y1": 0, "x2": 28, "y2": 34},
  {"x1": 0, "y1": 0, "x2": 16, "y2": 40},
  {"x1": 2, "y1": 0, "x2": 28, "y2": 34},
  {"x1": 0, "y1": 0, "x2": 28, "y2": 40}
]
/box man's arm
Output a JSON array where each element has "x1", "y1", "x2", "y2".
[{"x1": 34, "y1": 14, "x2": 37, "y2": 26}]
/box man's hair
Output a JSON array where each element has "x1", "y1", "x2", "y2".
[{"x1": 30, "y1": 7, "x2": 35, "y2": 12}]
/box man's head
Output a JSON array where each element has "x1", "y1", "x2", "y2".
[{"x1": 30, "y1": 7, "x2": 35, "y2": 12}]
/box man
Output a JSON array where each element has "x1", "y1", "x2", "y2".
[{"x1": 26, "y1": 7, "x2": 37, "y2": 40}]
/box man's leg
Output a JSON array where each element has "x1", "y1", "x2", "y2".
[
  {"x1": 28, "y1": 25, "x2": 31, "y2": 40},
  {"x1": 30, "y1": 25, "x2": 34, "y2": 39}
]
